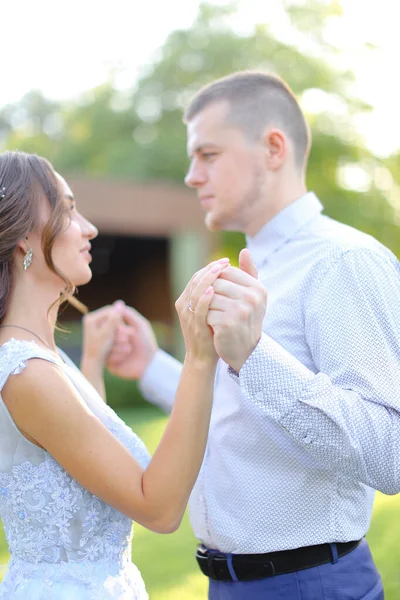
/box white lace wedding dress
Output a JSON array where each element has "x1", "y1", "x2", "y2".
[{"x1": 0, "y1": 338, "x2": 151, "y2": 599}]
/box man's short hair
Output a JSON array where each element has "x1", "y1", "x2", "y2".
[{"x1": 184, "y1": 71, "x2": 310, "y2": 168}]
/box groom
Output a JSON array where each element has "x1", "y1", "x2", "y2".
[{"x1": 105, "y1": 72, "x2": 400, "y2": 599}]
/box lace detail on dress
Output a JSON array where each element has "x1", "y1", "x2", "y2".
[
  {"x1": 0, "y1": 338, "x2": 59, "y2": 387},
  {"x1": 0, "y1": 338, "x2": 151, "y2": 598},
  {"x1": 0, "y1": 458, "x2": 133, "y2": 564},
  {"x1": 106, "y1": 417, "x2": 150, "y2": 470},
  {"x1": 0, "y1": 556, "x2": 148, "y2": 599}
]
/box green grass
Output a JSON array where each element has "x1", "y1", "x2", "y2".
[
  {"x1": 0, "y1": 404, "x2": 399, "y2": 598},
  {"x1": 119, "y1": 406, "x2": 208, "y2": 599}
]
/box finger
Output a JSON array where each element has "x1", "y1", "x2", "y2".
[
  {"x1": 113, "y1": 333, "x2": 131, "y2": 348},
  {"x1": 114, "y1": 325, "x2": 128, "y2": 340},
  {"x1": 190, "y1": 262, "x2": 230, "y2": 308},
  {"x1": 176, "y1": 258, "x2": 229, "y2": 313},
  {"x1": 101, "y1": 306, "x2": 123, "y2": 327},
  {"x1": 187, "y1": 258, "x2": 229, "y2": 296},
  {"x1": 98, "y1": 310, "x2": 123, "y2": 329},
  {"x1": 206, "y1": 307, "x2": 225, "y2": 329},
  {"x1": 113, "y1": 300, "x2": 125, "y2": 311},
  {"x1": 212, "y1": 278, "x2": 245, "y2": 300},
  {"x1": 239, "y1": 248, "x2": 258, "y2": 279},
  {"x1": 218, "y1": 265, "x2": 259, "y2": 287},
  {"x1": 107, "y1": 353, "x2": 127, "y2": 367},
  {"x1": 107, "y1": 347, "x2": 131, "y2": 363},
  {"x1": 112, "y1": 300, "x2": 127, "y2": 319},
  {"x1": 98, "y1": 309, "x2": 122, "y2": 333},
  {"x1": 108, "y1": 338, "x2": 130, "y2": 353},
  {"x1": 110, "y1": 334, "x2": 132, "y2": 352},
  {"x1": 83, "y1": 305, "x2": 113, "y2": 322},
  {"x1": 209, "y1": 293, "x2": 237, "y2": 312},
  {"x1": 83, "y1": 307, "x2": 122, "y2": 332},
  {"x1": 212, "y1": 279, "x2": 261, "y2": 308},
  {"x1": 119, "y1": 305, "x2": 147, "y2": 327},
  {"x1": 194, "y1": 285, "x2": 215, "y2": 323},
  {"x1": 115, "y1": 321, "x2": 133, "y2": 336}
]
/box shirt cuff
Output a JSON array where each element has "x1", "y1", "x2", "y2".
[{"x1": 139, "y1": 349, "x2": 182, "y2": 412}]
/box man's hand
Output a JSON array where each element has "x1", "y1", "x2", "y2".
[
  {"x1": 106, "y1": 302, "x2": 158, "y2": 380},
  {"x1": 207, "y1": 249, "x2": 267, "y2": 372}
]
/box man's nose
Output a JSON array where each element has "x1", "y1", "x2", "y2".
[{"x1": 185, "y1": 163, "x2": 206, "y2": 188}]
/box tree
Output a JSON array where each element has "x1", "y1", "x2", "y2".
[
  {"x1": 128, "y1": 1, "x2": 398, "y2": 256},
  {"x1": 1, "y1": 0, "x2": 398, "y2": 257}
]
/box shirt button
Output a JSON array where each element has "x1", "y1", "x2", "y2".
[{"x1": 303, "y1": 433, "x2": 313, "y2": 444}]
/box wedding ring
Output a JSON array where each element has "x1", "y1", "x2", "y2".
[{"x1": 186, "y1": 299, "x2": 196, "y2": 313}]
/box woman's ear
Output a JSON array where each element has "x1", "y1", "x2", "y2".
[{"x1": 15, "y1": 236, "x2": 29, "y2": 254}]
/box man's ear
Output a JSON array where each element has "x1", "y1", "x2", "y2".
[{"x1": 262, "y1": 128, "x2": 287, "y2": 170}]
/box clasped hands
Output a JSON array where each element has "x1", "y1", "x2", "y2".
[{"x1": 81, "y1": 249, "x2": 267, "y2": 379}]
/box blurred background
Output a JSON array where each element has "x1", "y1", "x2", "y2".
[{"x1": 1, "y1": 0, "x2": 400, "y2": 597}]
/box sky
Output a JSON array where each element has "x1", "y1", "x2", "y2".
[{"x1": 1, "y1": 0, "x2": 400, "y2": 157}]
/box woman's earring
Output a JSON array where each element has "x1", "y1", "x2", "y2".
[{"x1": 23, "y1": 248, "x2": 33, "y2": 271}]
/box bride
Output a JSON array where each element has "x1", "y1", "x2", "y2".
[{"x1": 0, "y1": 150, "x2": 228, "y2": 598}]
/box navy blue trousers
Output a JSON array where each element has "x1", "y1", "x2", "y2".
[{"x1": 208, "y1": 539, "x2": 384, "y2": 600}]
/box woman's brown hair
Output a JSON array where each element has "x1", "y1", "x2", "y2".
[{"x1": 0, "y1": 151, "x2": 75, "y2": 323}]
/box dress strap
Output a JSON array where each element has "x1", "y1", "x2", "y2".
[{"x1": 0, "y1": 338, "x2": 60, "y2": 393}]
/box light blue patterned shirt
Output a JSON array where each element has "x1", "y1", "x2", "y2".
[{"x1": 140, "y1": 192, "x2": 400, "y2": 553}]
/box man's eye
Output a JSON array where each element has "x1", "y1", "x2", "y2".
[
  {"x1": 203, "y1": 153, "x2": 216, "y2": 160},
  {"x1": 70, "y1": 203, "x2": 76, "y2": 211}
]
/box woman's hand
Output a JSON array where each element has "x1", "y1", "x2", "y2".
[
  {"x1": 82, "y1": 304, "x2": 122, "y2": 367},
  {"x1": 106, "y1": 303, "x2": 158, "y2": 380},
  {"x1": 175, "y1": 258, "x2": 230, "y2": 366},
  {"x1": 81, "y1": 304, "x2": 122, "y2": 399}
]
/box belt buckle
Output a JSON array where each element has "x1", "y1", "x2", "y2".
[
  {"x1": 197, "y1": 544, "x2": 208, "y2": 555},
  {"x1": 196, "y1": 546, "x2": 232, "y2": 581}
]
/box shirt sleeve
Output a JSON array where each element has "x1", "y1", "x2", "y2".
[
  {"x1": 138, "y1": 349, "x2": 182, "y2": 414},
  {"x1": 235, "y1": 247, "x2": 400, "y2": 494}
]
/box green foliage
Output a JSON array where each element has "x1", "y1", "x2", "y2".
[
  {"x1": 0, "y1": 0, "x2": 398, "y2": 257},
  {"x1": 104, "y1": 371, "x2": 146, "y2": 409}
]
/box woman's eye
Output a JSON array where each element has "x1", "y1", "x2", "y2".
[{"x1": 203, "y1": 153, "x2": 216, "y2": 160}]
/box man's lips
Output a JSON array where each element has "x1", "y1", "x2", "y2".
[{"x1": 199, "y1": 196, "x2": 214, "y2": 209}]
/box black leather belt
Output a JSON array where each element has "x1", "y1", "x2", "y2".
[{"x1": 196, "y1": 539, "x2": 361, "y2": 581}]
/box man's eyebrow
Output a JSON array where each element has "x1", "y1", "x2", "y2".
[
  {"x1": 188, "y1": 143, "x2": 220, "y2": 157},
  {"x1": 65, "y1": 192, "x2": 74, "y2": 201}
]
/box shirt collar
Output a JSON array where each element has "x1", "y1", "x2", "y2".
[{"x1": 246, "y1": 192, "x2": 323, "y2": 268}]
